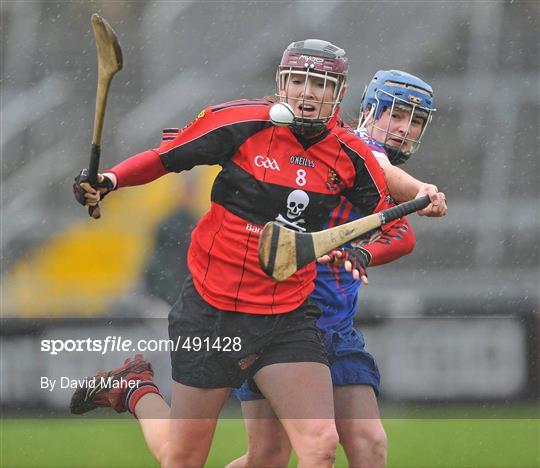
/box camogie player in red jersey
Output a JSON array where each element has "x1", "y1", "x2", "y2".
[
  {"x1": 72, "y1": 40, "x2": 447, "y2": 467},
  {"x1": 228, "y1": 70, "x2": 440, "y2": 468}
]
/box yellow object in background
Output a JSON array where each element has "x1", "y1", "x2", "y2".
[{"x1": 2, "y1": 167, "x2": 219, "y2": 318}]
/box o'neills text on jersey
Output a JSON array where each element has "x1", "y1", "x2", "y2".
[{"x1": 289, "y1": 156, "x2": 315, "y2": 168}]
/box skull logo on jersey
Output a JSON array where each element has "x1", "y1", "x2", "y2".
[
  {"x1": 275, "y1": 189, "x2": 310, "y2": 232},
  {"x1": 287, "y1": 190, "x2": 309, "y2": 219}
]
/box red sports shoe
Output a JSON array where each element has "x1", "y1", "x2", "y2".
[{"x1": 70, "y1": 354, "x2": 157, "y2": 414}]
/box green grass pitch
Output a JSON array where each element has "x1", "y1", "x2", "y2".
[{"x1": 1, "y1": 412, "x2": 539, "y2": 467}]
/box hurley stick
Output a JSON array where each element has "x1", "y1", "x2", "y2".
[
  {"x1": 259, "y1": 195, "x2": 431, "y2": 281},
  {"x1": 87, "y1": 14, "x2": 123, "y2": 219}
]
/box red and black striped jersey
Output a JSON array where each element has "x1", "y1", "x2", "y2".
[{"x1": 112, "y1": 99, "x2": 393, "y2": 314}]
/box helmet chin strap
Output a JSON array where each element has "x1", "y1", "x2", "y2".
[
  {"x1": 357, "y1": 106, "x2": 375, "y2": 132},
  {"x1": 383, "y1": 145, "x2": 411, "y2": 165},
  {"x1": 291, "y1": 116, "x2": 327, "y2": 135}
]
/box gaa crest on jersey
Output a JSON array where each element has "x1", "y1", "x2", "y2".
[
  {"x1": 254, "y1": 155, "x2": 280, "y2": 171},
  {"x1": 326, "y1": 168, "x2": 341, "y2": 191}
]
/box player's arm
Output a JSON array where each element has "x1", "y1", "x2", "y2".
[
  {"x1": 334, "y1": 145, "x2": 422, "y2": 281},
  {"x1": 343, "y1": 140, "x2": 446, "y2": 222},
  {"x1": 75, "y1": 120, "x2": 196, "y2": 206},
  {"x1": 319, "y1": 216, "x2": 415, "y2": 283},
  {"x1": 73, "y1": 109, "x2": 213, "y2": 207},
  {"x1": 73, "y1": 148, "x2": 170, "y2": 207},
  {"x1": 357, "y1": 216, "x2": 416, "y2": 266},
  {"x1": 355, "y1": 134, "x2": 446, "y2": 217},
  {"x1": 381, "y1": 163, "x2": 447, "y2": 217},
  {"x1": 74, "y1": 104, "x2": 268, "y2": 207}
]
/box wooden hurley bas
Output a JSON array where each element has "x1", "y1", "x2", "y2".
[
  {"x1": 87, "y1": 14, "x2": 123, "y2": 219},
  {"x1": 258, "y1": 195, "x2": 431, "y2": 281}
]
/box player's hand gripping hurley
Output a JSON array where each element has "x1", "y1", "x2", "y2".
[
  {"x1": 258, "y1": 195, "x2": 431, "y2": 281},
  {"x1": 87, "y1": 14, "x2": 123, "y2": 219}
]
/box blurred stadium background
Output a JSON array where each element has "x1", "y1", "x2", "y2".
[{"x1": 1, "y1": 1, "x2": 538, "y2": 467}]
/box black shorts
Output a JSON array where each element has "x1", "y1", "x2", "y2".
[{"x1": 168, "y1": 276, "x2": 328, "y2": 388}]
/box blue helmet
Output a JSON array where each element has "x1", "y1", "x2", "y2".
[{"x1": 359, "y1": 70, "x2": 435, "y2": 164}]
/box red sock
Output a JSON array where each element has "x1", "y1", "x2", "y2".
[{"x1": 125, "y1": 381, "x2": 161, "y2": 416}]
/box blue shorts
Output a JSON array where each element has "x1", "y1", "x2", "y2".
[{"x1": 233, "y1": 326, "x2": 380, "y2": 401}]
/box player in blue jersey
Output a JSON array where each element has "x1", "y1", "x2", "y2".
[{"x1": 227, "y1": 70, "x2": 439, "y2": 468}]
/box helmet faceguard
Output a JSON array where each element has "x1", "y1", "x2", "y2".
[
  {"x1": 276, "y1": 39, "x2": 348, "y2": 134},
  {"x1": 358, "y1": 70, "x2": 435, "y2": 165}
]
